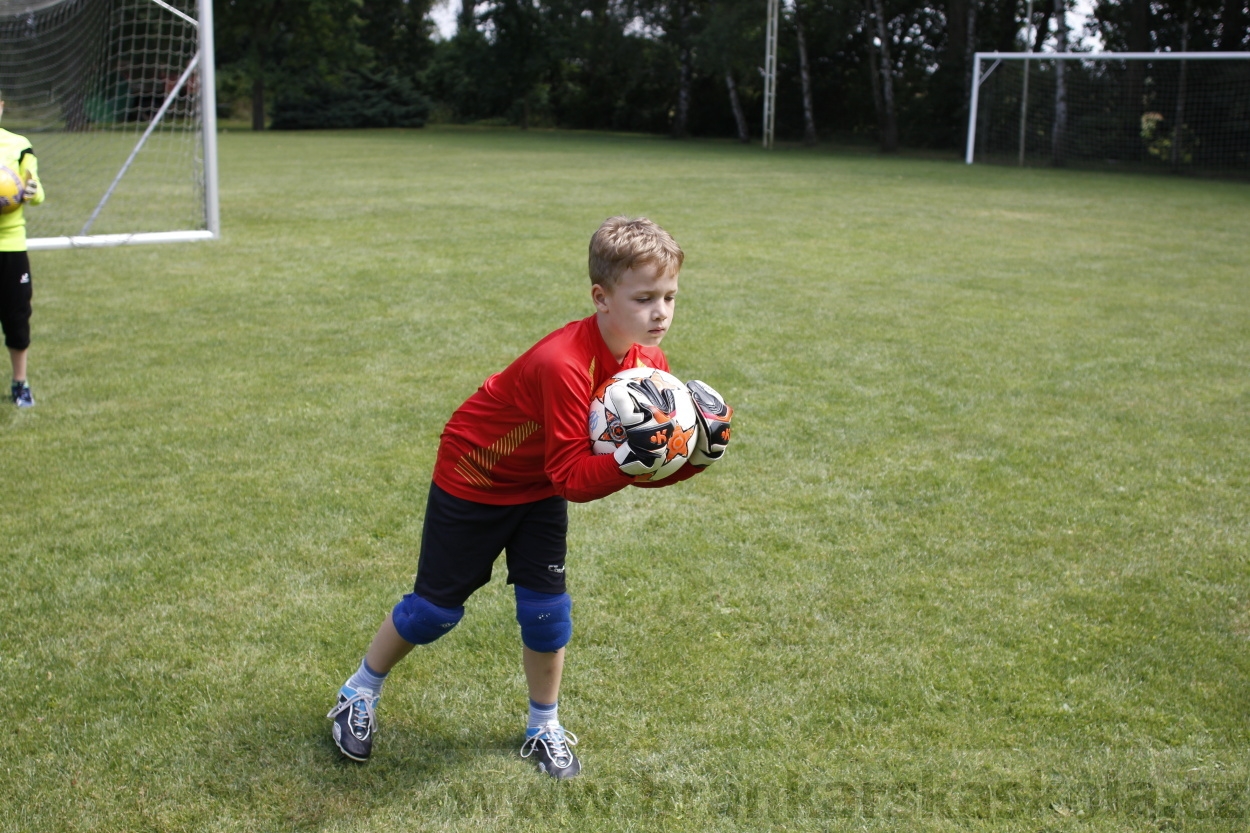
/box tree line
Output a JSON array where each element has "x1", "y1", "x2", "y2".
[{"x1": 213, "y1": 0, "x2": 1250, "y2": 151}]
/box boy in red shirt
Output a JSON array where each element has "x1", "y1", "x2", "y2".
[{"x1": 329, "y1": 216, "x2": 732, "y2": 778}]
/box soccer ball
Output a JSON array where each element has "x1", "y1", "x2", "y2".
[
  {"x1": 588, "y1": 366, "x2": 699, "y2": 481},
  {"x1": 0, "y1": 165, "x2": 23, "y2": 214}
]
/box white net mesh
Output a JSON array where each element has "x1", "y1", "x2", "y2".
[
  {"x1": 970, "y1": 54, "x2": 1250, "y2": 177},
  {"x1": 0, "y1": 0, "x2": 208, "y2": 244}
]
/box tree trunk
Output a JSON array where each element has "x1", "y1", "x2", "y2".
[
  {"x1": 458, "y1": 0, "x2": 476, "y2": 34},
  {"x1": 1219, "y1": 0, "x2": 1247, "y2": 49},
  {"x1": 864, "y1": 1, "x2": 886, "y2": 142},
  {"x1": 673, "y1": 46, "x2": 692, "y2": 137},
  {"x1": 871, "y1": 0, "x2": 898, "y2": 152},
  {"x1": 961, "y1": 0, "x2": 978, "y2": 149},
  {"x1": 947, "y1": 0, "x2": 967, "y2": 69},
  {"x1": 252, "y1": 74, "x2": 266, "y2": 131},
  {"x1": 794, "y1": 1, "x2": 817, "y2": 145},
  {"x1": 725, "y1": 70, "x2": 749, "y2": 143},
  {"x1": 945, "y1": 0, "x2": 982, "y2": 149},
  {"x1": 1124, "y1": 0, "x2": 1150, "y2": 157},
  {"x1": 1051, "y1": 0, "x2": 1068, "y2": 165},
  {"x1": 964, "y1": 1, "x2": 978, "y2": 94},
  {"x1": 249, "y1": 16, "x2": 270, "y2": 132},
  {"x1": 1128, "y1": 0, "x2": 1150, "y2": 51},
  {"x1": 1171, "y1": 12, "x2": 1190, "y2": 169},
  {"x1": 1032, "y1": 6, "x2": 1050, "y2": 51}
]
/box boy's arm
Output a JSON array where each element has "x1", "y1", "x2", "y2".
[
  {"x1": 18, "y1": 152, "x2": 44, "y2": 205},
  {"x1": 540, "y1": 362, "x2": 636, "y2": 504},
  {"x1": 632, "y1": 463, "x2": 700, "y2": 488}
]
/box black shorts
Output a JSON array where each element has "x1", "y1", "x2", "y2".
[
  {"x1": 413, "y1": 482, "x2": 569, "y2": 608},
  {"x1": 0, "y1": 251, "x2": 32, "y2": 351}
]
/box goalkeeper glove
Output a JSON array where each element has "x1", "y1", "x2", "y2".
[
  {"x1": 686, "y1": 380, "x2": 733, "y2": 467},
  {"x1": 610, "y1": 378, "x2": 677, "y2": 477},
  {"x1": 19, "y1": 179, "x2": 37, "y2": 203}
]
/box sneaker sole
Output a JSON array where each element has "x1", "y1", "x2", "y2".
[
  {"x1": 334, "y1": 744, "x2": 370, "y2": 763},
  {"x1": 538, "y1": 761, "x2": 581, "y2": 780}
]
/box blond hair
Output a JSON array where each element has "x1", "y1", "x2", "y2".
[{"x1": 588, "y1": 216, "x2": 684, "y2": 288}]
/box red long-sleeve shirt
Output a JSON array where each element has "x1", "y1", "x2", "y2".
[{"x1": 433, "y1": 315, "x2": 695, "y2": 504}]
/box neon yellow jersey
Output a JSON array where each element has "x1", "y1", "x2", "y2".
[{"x1": 0, "y1": 128, "x2": 45, "y2": 252}]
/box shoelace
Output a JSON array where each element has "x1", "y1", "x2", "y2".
[
  {"x1": 521, "y1": 725, "x2": 579, "y2": 769},
  {"x1": 349, "y1": 696, "x2": 375, "y2": 737},
  {"x1": 329, "y1": 690, "x2": 376, "y2": 739}
]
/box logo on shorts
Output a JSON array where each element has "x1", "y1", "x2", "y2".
[
  {"x1": 547, "y1": 564, "x2": 566, "y2": 574},
  {"x1": 19, "y1": 273, "x2": 29, "y2": 284}
]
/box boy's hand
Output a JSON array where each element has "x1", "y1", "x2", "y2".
[
  {"x1": 608, "y1": 380, "x2": 675, "y2": 477},
  {"x1": 20, "y1": 178, "x2": 37, "y2": 202},
  {"x1": 613, "y1": 423, "x2": 669, "y2": 476},
  {"x1": 686, "y1": 380, "x2": 733, "y2": 467}
]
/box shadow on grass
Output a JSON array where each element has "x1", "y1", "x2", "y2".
[
  {"x1": 193, "y1": 712, "x2": 543, "y2": 825},
  {"x1": 305, "y1": 712, "x2": 531, "y2": 784}
]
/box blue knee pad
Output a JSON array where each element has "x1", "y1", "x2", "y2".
[
  {"x1": 514, "y1": 586, "x2": 573, "y2": 653},
  {"x1": 392, "y1": 593, "x2": 465, "y2": 645}
]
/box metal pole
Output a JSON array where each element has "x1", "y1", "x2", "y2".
[
  {"x1": 198, "y1": 0, "x2": 220, "y2": 238},
  {"x1": 965, "y1": 53, "x2": 982, "y2": 163},
  {"x1": 763, "y1": 0, "x2": 778, "y2": 148},
  {"x1": 1017, "y1": 0, "x2": 1033, "y2": 165},
  {"x1": 81, "y1": 55, "x2": 201, "y2": 236}
]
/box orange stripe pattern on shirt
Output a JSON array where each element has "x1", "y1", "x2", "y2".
[{"x1": 453, "y1": 420, "x2": 541, "y2": 489}]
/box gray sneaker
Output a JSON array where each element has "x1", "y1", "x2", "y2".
[
  {"x1": 328, "y1": 686, "x2": 377, "y2": 761},
  {"x1": 521, "y1": 724, "x2": 580, "y2": 779},
  {"x1": 11, "y1": 381, "x2": 33, "y2": 408}
]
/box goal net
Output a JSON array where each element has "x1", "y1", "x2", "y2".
[
  {"x1": 0, "y1": 0, "x2": 218, "y2": 249},
  {"x1": 966, "y1": 52, "x2": 1250, "y2": 177}
]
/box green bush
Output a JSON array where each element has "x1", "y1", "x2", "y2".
[{"x1": 271, "y1": 69, "x2": 430, "y2": 129}]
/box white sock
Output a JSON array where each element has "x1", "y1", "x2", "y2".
[
  {"x1": 528, "y1": 699, "x2": 558, "y2": 732},
  {"x1": 345, "y1": 659, "x2": 388, "y2": 696}
]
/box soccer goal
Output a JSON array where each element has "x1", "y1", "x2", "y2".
[
  {"x1": 0, "y1": 0, "x2": 218, "y2": 250},
  {"x1": 965, "y1": 52, "x2": 1250, "y2": 176}
]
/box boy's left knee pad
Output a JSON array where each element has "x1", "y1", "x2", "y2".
[{"x1": 514, "y1": 586, "x2": 572, "y2": 653}]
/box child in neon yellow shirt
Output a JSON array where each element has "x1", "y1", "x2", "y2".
[{"x1": 0, "y1": 95, "x2": 46, "y2": 407}]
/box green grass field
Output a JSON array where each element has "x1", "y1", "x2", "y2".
[{"x1": 2, "y1": 127, "x2": 1248, "y2": 832}]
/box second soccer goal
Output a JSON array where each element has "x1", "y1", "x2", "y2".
[{"x1": 0, "y1": 0, "x2": 219, "y2": 250}]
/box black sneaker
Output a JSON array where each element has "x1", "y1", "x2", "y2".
[
  {"x1": 520, "y1": 724, "x2": 580, "y2": 779},
  {"x1": 328, "y1": 686, "x2": 377, "y2": 761},
  {"x1": 11, "y1": 381, "x2": 33, "y2": 408}
]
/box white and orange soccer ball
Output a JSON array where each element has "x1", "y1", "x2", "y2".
[
  {"x1": 588, "y1": 366, "x2": 699, "y2": 481},
  {"x1": 0, "y1": 165, "x2": 23, "y2": 214}
]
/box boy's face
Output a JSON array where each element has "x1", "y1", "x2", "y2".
[{"x1": 592, "y1": 261, "x2": 679, "y2": 361}]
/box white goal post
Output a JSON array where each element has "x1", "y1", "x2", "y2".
[
  {"x1": 761, "y1": 0, "x2": 779, "y2": 149},
  {"x1": 0, "y1": 0, "x2": 219, "y2": 250},
  {"x1": 966, "y1": 51, "x2": 1250, "y2": 174}
]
